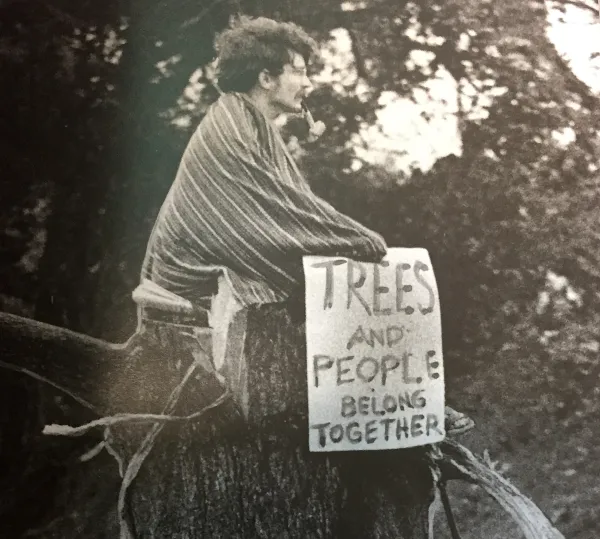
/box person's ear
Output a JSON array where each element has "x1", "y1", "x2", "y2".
[{"x1": 257, "y1": 69, "x2": 274, "y2": 90}]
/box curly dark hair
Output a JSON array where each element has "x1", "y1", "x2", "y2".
[{"x1": 215, "y1": 16, "x2": 318, "y2": 93}]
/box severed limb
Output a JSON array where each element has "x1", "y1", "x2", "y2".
[{"x1": 433, "y1": 439, "x2": 565, "y2": 539}]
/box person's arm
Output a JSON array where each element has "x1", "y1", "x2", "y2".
[
  {"x1": 192, "y1": 94, "x2": 387, "y2": 293},
  {"x1": 213, "y1": 96, "x2": 387, "y2": 256}
]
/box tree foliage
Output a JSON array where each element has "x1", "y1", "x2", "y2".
[{"x1": 1, "y1": 0, "x2": 599, "y2": 535}]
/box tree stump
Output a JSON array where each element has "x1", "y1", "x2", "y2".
[{"x1": 102, "y1": 303, "x2": 435, "y2": 538}]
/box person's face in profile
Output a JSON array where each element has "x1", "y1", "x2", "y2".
[{"x1": 267, "y1": 51, "x2": 313, "y2": 115}]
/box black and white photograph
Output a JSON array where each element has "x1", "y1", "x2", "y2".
[{"x1": 0, "y1": 0, "x2": 598, "y2": 537}]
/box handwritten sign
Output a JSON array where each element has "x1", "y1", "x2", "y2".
[{"x1": 303, "y1": 248, "x2": 445, "y2": 452}]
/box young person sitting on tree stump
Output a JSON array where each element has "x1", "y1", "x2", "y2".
[{"x1": 139, "y1": 15, "x2": 473, "y2": 435}]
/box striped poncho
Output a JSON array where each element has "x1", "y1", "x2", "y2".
[{"x1": 142, "y1": 92, "x2": 387, "y2": 307}]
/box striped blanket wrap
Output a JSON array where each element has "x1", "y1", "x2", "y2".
[{"x1": 141, "y1": 92, "x2": 387, "y2": 307}]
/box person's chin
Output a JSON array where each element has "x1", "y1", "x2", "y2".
[{"x1": 290, "y1": 99, "x2": 303, "y2": 112}]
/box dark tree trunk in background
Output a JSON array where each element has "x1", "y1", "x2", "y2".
[{"x1": 33, "y1": 1, "x2": 234, "y2": 342}]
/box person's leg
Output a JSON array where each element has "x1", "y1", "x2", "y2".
[
  {"x1": 220, "y1": 309, "x2": 249, "y2": 417},
  {"x1": 210, "y1": 276, "x2": 250, "y2": 417}
]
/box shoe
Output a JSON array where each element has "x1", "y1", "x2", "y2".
[{"x1": 445, "y1": 406, "x2": 475, "y2": 435}]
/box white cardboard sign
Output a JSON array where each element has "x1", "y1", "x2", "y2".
[{"x1": 303, "y1": 248, "x2": 446, "y2": 452}]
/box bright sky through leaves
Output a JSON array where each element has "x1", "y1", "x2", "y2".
[{"x1": 318, "y1": 2, "x2": 600, "y2": 174}]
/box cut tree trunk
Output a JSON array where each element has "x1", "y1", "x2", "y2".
[{"x1": 0, "y1": 308, "x2": 565, "y2": 539}]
